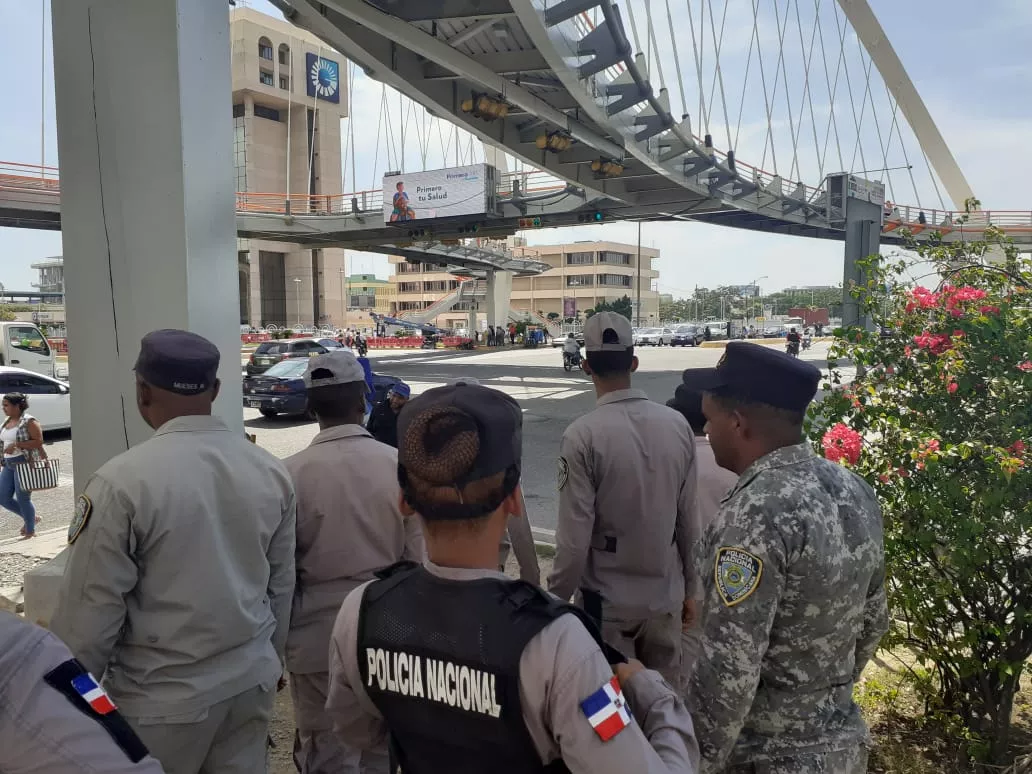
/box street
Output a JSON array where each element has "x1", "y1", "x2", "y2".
[{"x1": 0, "y1": 341, "x2": 842, "y2": 582}]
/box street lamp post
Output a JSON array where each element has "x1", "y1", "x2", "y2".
[
  {"x1": 747, "y1": 275, "x2": 768, "y2": 334},
  {"x1": 293, "y1": 277, "x2": 302, "y2": 328},
  {"x1": 338, "y1": 267, "x2": 347, "y2": 327}
]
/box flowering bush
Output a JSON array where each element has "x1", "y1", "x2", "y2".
[{"x1": 807, "y1": 227, "x2": 1032, "y2": 765}]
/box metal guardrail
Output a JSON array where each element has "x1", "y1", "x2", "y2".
[{"x1": 3, "y1": 159, "x2": 1030, "y2": 236}]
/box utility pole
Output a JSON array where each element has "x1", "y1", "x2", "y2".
[{"x1": 635, "y1": 220, "x2": 642, "y2": 326}]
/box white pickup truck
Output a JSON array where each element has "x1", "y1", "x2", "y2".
[{"x1": 0, "y1": 322, "x2": 56, "y2": 378}]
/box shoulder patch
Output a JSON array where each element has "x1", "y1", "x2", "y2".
[
  {"x1": 715, "y1": 546, "x2": 763, "y2": 607},
  {"x1": 557, "y1": 456, "x2": 569, "y2": 491},
  {"x1": 68, "y1": 494, "x2": 92, "y2": 544},
  {"x1": 44, "y1": 659, "x2": 150, "y2": 763},
  {"x1": 580, "y1": 676, "x2": 631, "y2": 741}
]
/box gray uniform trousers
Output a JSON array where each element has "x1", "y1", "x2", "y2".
[
  {"x1": 598, "y1": 607, "x2": 683, "y2": 686},
  {"x1": 290, "y1": 672, "x2": 389, "y2": 774},
  {"x1": 124, "y1": 684, "x2": 274, "y2": 774}
]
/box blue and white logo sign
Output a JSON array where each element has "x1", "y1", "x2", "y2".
[{"x1": 306, "y1": 53, "x2": 340, "y2": 103}]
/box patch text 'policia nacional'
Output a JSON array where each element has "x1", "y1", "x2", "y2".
[{"x1": 366, "y1": 648, "x2": 503, "y2": 717}]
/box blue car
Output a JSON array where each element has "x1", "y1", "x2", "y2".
[
  {"x1": 243, "y1": 358, "x2": 309, "y2": 418},
  {"x1": 243, "y1": 358, "x2": 403, "y2": 419}
]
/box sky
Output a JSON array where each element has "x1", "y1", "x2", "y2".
[{"x1": 1, "y1": 0, "x2": 1030, "y2": 297}]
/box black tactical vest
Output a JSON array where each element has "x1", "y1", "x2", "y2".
[{"x1": 357, "y1": 562, "x2": 614, "y2": 774}]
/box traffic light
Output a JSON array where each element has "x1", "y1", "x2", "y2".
[
  {"x1": 457, "y1": 223, "x2": 481, "y2": 235},
  {"x1": 577, "y1": 211, "x2": 605, "y2": 223},
  {"x1": 518, "y1": 216, "x2": 542, "y2": 229},
  {"x1": 407, "y1": 227, "x2": 430, "y2": 239}
]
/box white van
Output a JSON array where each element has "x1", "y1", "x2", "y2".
[{"x1": 0, "y1": 322, "x2": 56, "y2": 378}]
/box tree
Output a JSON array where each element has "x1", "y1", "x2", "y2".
[
  {"x1": 808, "y1": 225, "x2": 1032, "y2": 765},
  {"x1": 586, "y1": 295, "x2": 633, "y2": 321}
]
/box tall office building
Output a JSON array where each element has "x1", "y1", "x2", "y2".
[{"x1": 231, "y1": 7, "x2": 350, "y2": 328}]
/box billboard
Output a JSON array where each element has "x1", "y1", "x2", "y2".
[
  {"x1": 563, "y1": 297, "x2": 576, "y2": 318},
  {"x1": 306, "y1": 53, "x2": 341, "y2": 104},
  {"x1": 383, "y1": 164, "x2": 489, "y2": 223}
]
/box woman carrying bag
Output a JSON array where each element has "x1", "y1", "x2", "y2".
[{"x1": 0, "y1": 392, "x2": 46, "y2": 539}]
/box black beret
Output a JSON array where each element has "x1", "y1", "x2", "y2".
[
  {"x1": 134, "y1": 329, "x2": 220, "y2": 396},
  {"x1": 694, "y1": 341, "x2": 820, "y2": 411},
  {"x1": 397, "y1": 383, "x2": 522, "y2": 486}
]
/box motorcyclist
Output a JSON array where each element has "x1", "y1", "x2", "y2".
[
  {"x1": 786, "y1": 327, "x2": 801, "y2": 357},
  {"x1": 802, "y1": 327, "x2": 813, "y2": 350},
  {"x1": 562, "y1": 333, "x2": 582, "y2": 366}
]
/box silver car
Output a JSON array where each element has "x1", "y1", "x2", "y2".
[{"x1": 635, "y1": 327, "x2": 672, "y2": 346}]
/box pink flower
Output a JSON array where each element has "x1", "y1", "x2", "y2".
[
  {"x1": 822, "y1": 423, "x2": 863, "y2": 465},
  {"x1": 913, "y1": 331, "x2": 952, "y2": 355},
  {"x1": 952, "y1": 330, "x2": 965, "y2": 338},
  {"x1": 923, "y1": 439, "x2": 941, "y2": 454},
  {"x1": 1009, "y1": 441, "x2": 1026, "y2": 456},
  {"x1": 980, "y1": 305, "x2": 1000, "y2": 315},
  {"x1": 1019, "y1": 361, "x2": 1032, "y2": 372},
  {"x1": 904, "y1": 345, "x2": 913, "y2": 357},
  {"x1": 878, "y1": 473, "x2": 890, "y2": 484},
  {"x1": 947, "y1": 381, "x2": 959, "y2": 394},
  {"x1": 907, "y1": 286, "x2": 940, "y2": 310}
]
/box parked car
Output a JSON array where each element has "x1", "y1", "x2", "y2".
[
  {"x1": 244, "y1": 357, "x2": 404, "y2": 420},
  {"x1": 0, "y1": 366, "x2": 71, "y2": 430},
  {"x1": 670, "y1": 325, "x2": 704, "y2": 347},
  {"x1": 635, "y1": 327, "x2": 672, "y2": 346},
  {"x1": 242, "y1": 358, "x2": 310, "y2": 418},
  {"x1": 245, "y1": 338, "x2": 329, "y2": 376}
]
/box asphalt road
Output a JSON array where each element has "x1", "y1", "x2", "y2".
[{"x1": 0, "y1": 341, "x2": 840, "y2": 557}]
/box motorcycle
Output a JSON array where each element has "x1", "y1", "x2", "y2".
[
  {"x1": 801, "y1": 336, "x2": 812, "y2": 351},
  {"x1": 562, "y1": 351, "x2": 582, "y2": 372},
  {"x1": 356, "y1": 339, "x2": 369, "y2": 357},
  {"x1": 786, "y1": 340, "x2": 800, "y2": 357}
]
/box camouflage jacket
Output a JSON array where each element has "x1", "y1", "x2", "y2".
[{"x1": 687, "y1": 443, "x2": 888, "y2": 771}]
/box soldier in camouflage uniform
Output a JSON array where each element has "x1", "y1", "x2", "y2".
[{"x1": 686, "y1": 342, "x2": 888, "y2": 773}]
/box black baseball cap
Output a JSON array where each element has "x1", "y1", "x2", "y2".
[
  {"x1": 693, "y1": 341, "x2": 820, "y2": 411},
  {"x1": 134, "y1": 329, "x2": 220, "y2": 396}
]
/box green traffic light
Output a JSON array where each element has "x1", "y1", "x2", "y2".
[{"x1": 593, "y1": 211, "x2": 604, "y2": 222}]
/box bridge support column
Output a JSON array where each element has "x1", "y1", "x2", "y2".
[
  {"x1": 485, "y1": 271, "x2": 514, "y2": 331},
  {"x1": 51, "y1": 0, "x2": 242, "y2": 490},
  {"x1": 842, "y1": 199, "x2": 882, "y2": 330}
]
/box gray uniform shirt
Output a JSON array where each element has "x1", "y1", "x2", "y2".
[
  {"x1": 0, "y1": 611, "x2": 165, "y2": 773},
  {"x1": 52, "y1": 415, "x2": 296, "y2": 717},
  {"x1": 284, "y1": 424, "x2": 424, "y2": 674},
  {"x1": 688, "y1": 444, "x2": 888, "y2": 771},
  {"x1": 327, "y1": 561, "x2": 700, "y2": 773},
  {"x1": 549, "y1": 389, "x2": 700, "y2": 616}
]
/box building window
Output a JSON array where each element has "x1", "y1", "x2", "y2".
[
  {"x1": 232, "y1": 103, "x2": 244, "y2": 118},
  {"x1": 233, "y1": 117, "x2": 247, "y2": 192},
  {"x1": 279, "y1": 75, "x2": 290, "y2": 90},
  {"x1": 253, "y1": 104, "x2": 280, "y2": 121},
  {"x1": 278, "y1": 43, "x2": 290, "y2": 65},
  {"x1": 259, "y1": 70, "x2": 275, "y2": 87},
  {"x1": 597, "y1": 274, "x2": 632, "y2": 287},
  {"x1": 566, "y1": 251, "x2": 595, "y2": 265},
  {"x1": 599, "y1": 251, "x2": 632, "y2": 266},
  {"x1": 258, "y1": 37, "x2": 274, "y2": 60},
  {"x1": 566, "y1": 275, "x2": 594, "y2": 287},
  {"x1": 399, "y1": 282, "x2": 421, "y2": 293}
]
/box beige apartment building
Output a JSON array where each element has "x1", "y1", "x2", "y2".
[
  {"x1": 387, "y1": 239, "x2": 660, "y2": 329},
  {"x1": 231, "y1": 7, "x2": 351, "y2": 328}
]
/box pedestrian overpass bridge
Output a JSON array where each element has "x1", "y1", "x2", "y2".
[{"x1": 4, "y1": 159, "x2": 1030, "y2": 251}]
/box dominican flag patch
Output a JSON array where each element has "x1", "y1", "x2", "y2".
[
  {"x1": 580, "y1": 676, "x2": 632, "y2": 741},
  {"x1": 71, "y1": 673, "x2": 117, "y2": 715}
]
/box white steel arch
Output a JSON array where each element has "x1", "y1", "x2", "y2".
[{"x1": 836, "y1": 0, "x2": 975, "y2": 209}]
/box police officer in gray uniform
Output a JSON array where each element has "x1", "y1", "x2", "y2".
[
  {"x1": 52, "y1": 329, "x2": 296, "y2": 774},
  {"x1": 549, "y1": 312, "x2": 699, "y2": 683},
  {"x1": 687, "y1": 342, "x2": 888, "y2": 773},
  {"x1": 0, "y1": 611, "x2": 165, "y2": 773},
  {"x1": 326, "y1": 383, "x2": 700, "y2": 773}
]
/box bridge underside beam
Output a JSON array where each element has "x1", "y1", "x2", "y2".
[{"x1": 364, "y1": 0, "x2": 515, "y2": 22}]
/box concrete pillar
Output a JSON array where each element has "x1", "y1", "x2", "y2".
[
  {"x1": 51, "y1": 0, "x2": 243, "y2": 491},
  {"x1": 841, "y1": 197, "x2": 882, "y2": 330},
  {"x1": 467, "y1": 310, "x2": 477, "y2": 336},
  {"x1": 485, "y1": 270, "x2": 514, "y2": 329}
]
